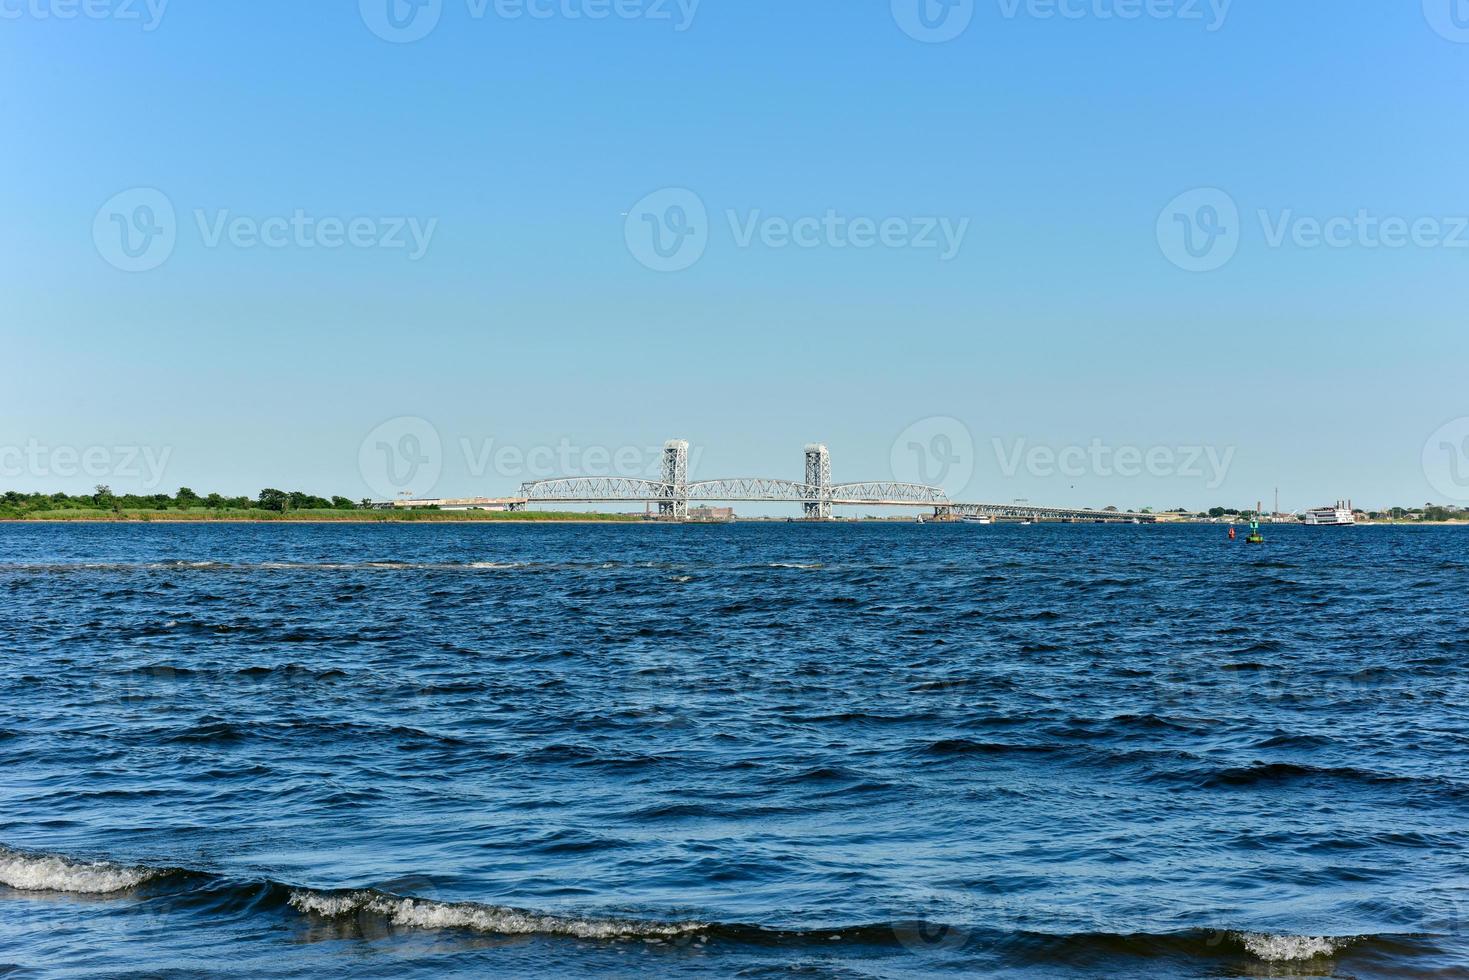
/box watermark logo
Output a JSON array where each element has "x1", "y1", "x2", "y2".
[
  {"x1": 1423, "y1": 417, "x2": 1469, "y2": 503},
  {"x1": 360, "y1": 0, "x2": 442, "y2": 42},
  {"x1": 625, "y1": 188, "x2": 708, "y2": 272},
  {"x1": 361, "y1": 0, "x2": 700, "y2": 42},
  {"x1": 487, "y1": 0, "x2": 700, "y2": 29},
  {"x1": 893, "y1": 0, "x2": 1231, "y2": 41},
  {"x1": 1424, "y1": 0, "x2": 1469, "y2": 42},
  {"x1": 625, "y1": 187, "x2": 970, "y2": 272},
  {"x1": 892, "y1": 0, "x2": 974, "y2": 42},
  {"x1": 1, "y1": 0, "x2": 168, "y2": 30},
  {"x1": 0, "y1": 440, "x2": 172, "y2": 488},
  {"x1": 1258, "y1": 210, "x2": 1469, "y2": 251},
  {"x1": 1159, "y1": 188, "x2": 1469, "y2": 272},
  {"x1": 619, "y1": 650, "x2": 706, "y2": 726},
  {"x1": 891, "y1": 890, "x2": 988, "y2": 954},
  {"x1": 1157, "y1": 187, "x2": 1239, "y2": 272},
  {"x1": 727, "y1": 210, "x2": 968, "y2": 260},
  {"x1": 992, "y1": 437, "x2": 1235, "y2": 489},
  {"x1": 92, "y1": 188, "x2": 437, "y2": 271},
  {"x1": 359, "y1": 417, "x2": 443, "y2": 500},
  {"x1": 891, "y1": 417, "x2": 975, "y2": 498},
  {"x1": 460, "y1": 437, "x2": 695, "y2": 480},
  {"x1": 996, "y1": 0, "x2": 1231, "y2": 30},
  {"x1": 94, "y1": 188, "x2": 176, "y2": 273},
  {"x1": 193, "y1": 210, "x2": 437, "y2": 259},
  {"x1": 892, "y1": 916, "x2": 972, "y2": 953}
]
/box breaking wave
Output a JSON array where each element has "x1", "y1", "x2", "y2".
[
  {"x1": 1234, "y1": 932, "x2": 1354, "y2": 961},
  {"x1": 0, "y1": 846, "x2": 1401, "y2": 966},
  {"x1": 287, "y1": 889, "x2": 706, "y2": 940},
  {"x1": 0, "y1": 846, "x2": 164, "y2": 894}
]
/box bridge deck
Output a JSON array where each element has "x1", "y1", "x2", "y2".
[
  {"x1": 391, "y1": 493, "x2": 1152, "y2": 523},
  {"x1": 384, "y1": 450, "x2": 1155, "y2": 523}
]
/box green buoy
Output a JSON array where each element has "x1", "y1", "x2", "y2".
[{"x1": 1246, "y1": 500, "x2": 1264, "y2": 544}]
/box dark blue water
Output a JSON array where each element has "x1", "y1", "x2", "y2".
[{"x1": 1, "y1": 523, "x2": 1465, "y2": 978}]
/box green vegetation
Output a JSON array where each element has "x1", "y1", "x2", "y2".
[
  {"x1": 0, "y1": 486, "x2": 638, "y2": 522},
  {"x1": 1187, "y1": 504, "x2": 1467, "y2": 523},
  {"x1": 1365, "y1": 505, "x2": 1466, "y2": 523}
]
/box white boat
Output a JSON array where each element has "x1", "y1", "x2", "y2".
[
  {"x1": 1021, "y1": 519, "x2": 1033, "y2": 526},
  {"x1": 1300, "y1": 500, "x2": 1356, "y2": 526},
  {"x1": 961, "y1": 515, "x2": 993, "y2": 524}
]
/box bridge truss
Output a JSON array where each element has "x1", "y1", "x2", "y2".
[{"x1": 512, "y1": 440, "x2": 1153, "y2": 523}]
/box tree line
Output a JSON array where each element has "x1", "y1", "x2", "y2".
[{"x1": 0, "y1": 486, "x2": 372, "y2": 518}]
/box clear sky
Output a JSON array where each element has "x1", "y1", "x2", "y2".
[{"x1": 4, "y1": 1, "x2": 1468, "y2": 512}]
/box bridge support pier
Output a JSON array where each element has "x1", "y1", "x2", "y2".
[
  {"x1": 660, "y1": 439, "x2": 689, "y2": 521},
  {"x1": 804, "y1": 443, "x2": 831, "y2": 520}
]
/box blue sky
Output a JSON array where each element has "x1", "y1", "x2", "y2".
[{"x1": 4, "y1": 1, "x2": 1468, "y2": 511}]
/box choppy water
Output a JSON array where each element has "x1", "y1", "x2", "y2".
[{"x1": 1, "y1": 522, "x2": 1465, "y2": 978}]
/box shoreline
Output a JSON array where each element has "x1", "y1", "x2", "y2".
[
  {"x1": 0, "y1": 518, "x2": 643, "y2": 525},
  {"x1": 3, "y1": 516, "x2": 1465, "y2": 526},
  {"x1": 0, "y1": 515, "x2": 642, "y2": 525}
]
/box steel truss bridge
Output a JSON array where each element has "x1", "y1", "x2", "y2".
[{"x1": 503, "y1": 441, "x2": 1154, "y2": 523}]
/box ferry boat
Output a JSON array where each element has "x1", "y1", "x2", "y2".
[
  {"x1": 960, "y1": 515, "x2": 993, "y2": 525},
  {"x1": 1300, "y1": 500, "x2": 1356, "y2": 526}
]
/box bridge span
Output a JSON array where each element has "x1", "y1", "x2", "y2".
[{"x1": 493, "y1": 440, "x2": 1153, "y2": 523}]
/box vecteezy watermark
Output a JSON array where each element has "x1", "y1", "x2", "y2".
[
  {"x1": 995, "y1": 0, "x2": 1231, "y2": 30},
  {"x1": 93, "y1": 188, "x2": 177, "y2": 273},
  {"x1": 618, "y1": 647, "x2": 708, "y2": 727},
  {"x1": 727, "y1": 210, "x2": 968, "y2": 260},
  {"x1": 359, "y1": 0, "x2": 443, "y2": 43},
  {"x1": 890, "y1": 889, "x2": 1028, "y2": 955},
  {"x1": 359, "y1": 0, "x2": 700, "y2": 43},
  {"x1": 356, "y1": 420, "x2": 709, "y2": 501},
  {"x1": 0, "y1": 0, "x2": 168, "y2": 30},
  {"x1": 891, "y1": 417, "x2": 976, "y2": 499},
  {"x1": 992, "y1": 438, "x2": 1235, "y2": 489},
  {"x1": 1156, "y1": 188, "x2": 1240, "y2": 273},
  {"x1": 93, "y1": 188, "x2": 439, "y2": 272},
  {"x1": 1423, "y1": 0, "x2": 1469, "y2": 43},
  {"x1": 359, "y1": 417, "x2": 444, "y2": 501},
  {"x1": 892, "y1": 914, "x2": 973, "y2": 954},
  {"x1": 194, "y1": 210, "x2": 437, "y2": 259},
  {"x1": 460, "y1": 437, "x2": 699, "y2": 481},
  {"x1": 1158, "y1": 187, "x2": 1469, "y2": 272},
  {"x1": 891, "y1": 0, "x2": 1232, "y2": 42},
  {"x1": 624, "y1": 188, "x2": 708, "y2": 273},
  {"x1": 1423, "y1": 417, "x2": 1469, "y2": 503},
  {"x1": 625, "y1": 188, "x2": 970, "y2": 272},
  {"x1": 891, "y1": 0, "x2": 975, "y2": 42},
  {"x1": 0, "y1": 440, "x2": 172, "y2": 488}
]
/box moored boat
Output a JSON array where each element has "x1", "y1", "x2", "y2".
[{"x1": 1300, "y1": 500, "x2": 1356, "y2": 526}]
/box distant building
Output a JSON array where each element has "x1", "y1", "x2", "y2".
[
  {"x1": 391, "y1": 497, "x2": 519, "y2": 512},
  {"x1": 688, "y1": 506, "x2": 734, "y2": 521}
]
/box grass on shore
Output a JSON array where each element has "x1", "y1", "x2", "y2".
[{"x1": 4, "y1": 507, "x2": 642, "y2": 523}]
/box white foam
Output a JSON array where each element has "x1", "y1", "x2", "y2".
[
  {"x1": 1236, "y1": 932, "x2": 1351, "y2": 961},
  {"x1": 0, "y1": 848, "x2": 159, "y2": 894},
  {"x1": 288, "y1": 889, "x2": 705, "y2": 940}
]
